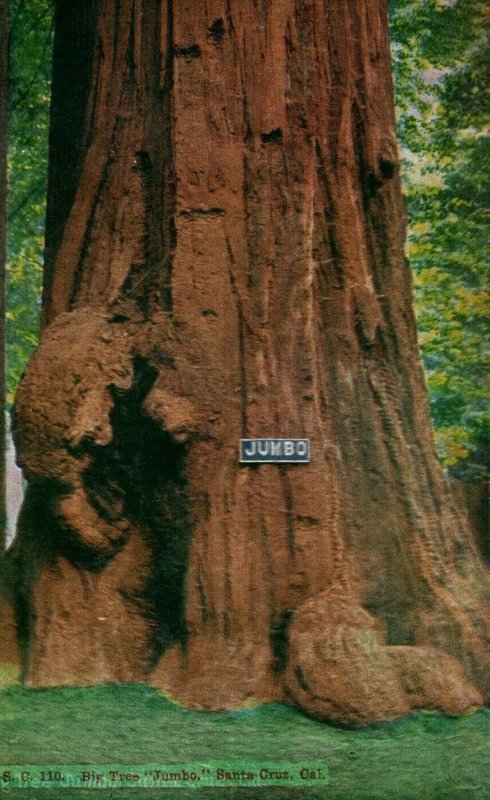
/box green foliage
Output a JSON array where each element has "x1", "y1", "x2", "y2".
[
  {"x1": 390, "y1": 0, "x2": 489, "y2": 479},
  {"x1": 0, "y1": 661, "x2": 18, "y2": 688},
  {"x1": 6, "y1": 0, "x2": 52, "y2": 405}
]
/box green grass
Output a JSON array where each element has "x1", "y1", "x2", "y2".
[
  {"x1": 0, "y1": 665, "x2": 19, "y2": 689},
  {"x1": 0, "y1": 681, "x2": 488, "y2": 800}
]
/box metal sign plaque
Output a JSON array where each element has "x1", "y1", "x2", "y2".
[{"x1": 239, "y1": 438, "x2": 310, "y2": 464}]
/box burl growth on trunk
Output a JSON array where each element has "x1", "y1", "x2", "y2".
[
  {"x1": 4, "y1": 0, "x2": 489, "y2": 727},
  {"x1": 10, "y1": 303, "x2": 487, "y2": 726}
]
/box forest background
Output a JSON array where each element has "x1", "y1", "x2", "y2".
[{"x1": 5, "y1": 0, "x2": 489, "y2": 526}]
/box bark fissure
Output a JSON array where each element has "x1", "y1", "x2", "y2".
[
  {"x1": 159, "y1": 0, "x2": 176, "y2": 312},
  {"x1": 225, "y1": 236, "x2": 248, "y2": 436},
  {"x1": 68, "y1": 133, "x2": 116, "y2": 311}
]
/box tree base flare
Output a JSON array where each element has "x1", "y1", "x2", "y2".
[
  {"x1": 6, "y1": 307, "x2": 489, "y2": 727},
  {"x1": 148, "y1": 598, "x2": 485, "y2": 726},
  {"x1": 0, "y1": 594, "x2": 20, "y2": 669},
  {"x1": 150, "y1": 634, "x2": 281, "y2": 711},
  {"x1": 284, "y1": 594, "x2": 484, "y2": 726}
]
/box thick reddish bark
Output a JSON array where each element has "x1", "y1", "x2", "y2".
[{"x1": 3, "y1": 0, "x2": 489, "y2": 725}]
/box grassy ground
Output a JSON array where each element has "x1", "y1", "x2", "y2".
[{"x1": 0, "y1": 678, "x2": 488, "y2": 800}]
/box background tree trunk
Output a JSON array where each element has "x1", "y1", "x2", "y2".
[
  {"x1": 450, "y1": 478, "x2": 489, "y2": 565},
  {"x1": 6, "y1": 0, "x2": 489, "y2": 725},
  {"x1": 0, "y1": 0, "x2": 18, "y2": 667},
  {"x1": 0, "y1": 0, "x2": 7, "y2": 552}
]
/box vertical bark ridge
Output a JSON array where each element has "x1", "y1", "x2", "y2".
[
  {"x1": 44, "y1": 0, "x2": 178, "y2": 322},
  {"x1": 159, "y1": 0, "x2": 176, "y2": 311},
  {"x1": 278, "y1": 467, "x2": 296, "y2": 557},
  {"x1": 44, "y1": 0, "x2": 132, "y2": 322},
  {"x1": 224, "y1": 237, "x2": 249, "y2": 436},
  {"x1": 42, "y1": 0, "x2": 98, "y2": 324}
]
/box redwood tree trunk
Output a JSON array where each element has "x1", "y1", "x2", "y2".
[{"x1": 6, "y1": 0, "x2": 489, "y2": 725}]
